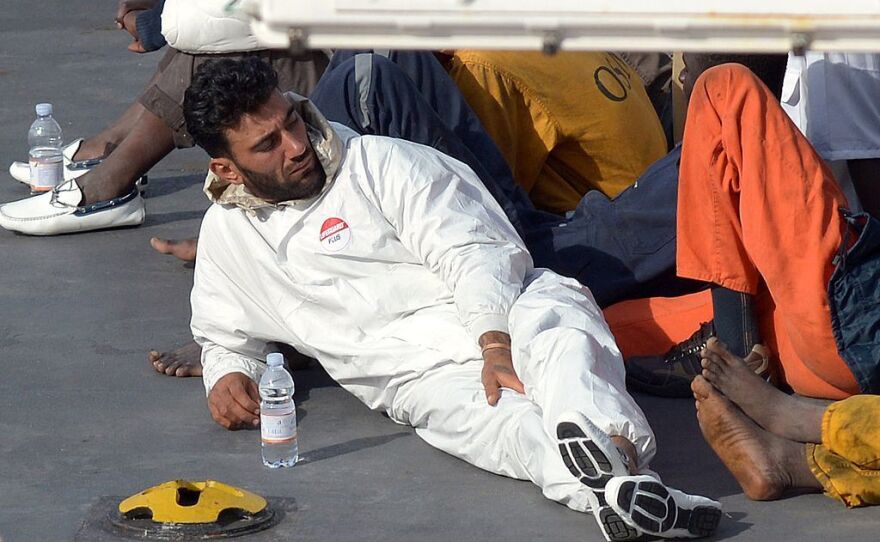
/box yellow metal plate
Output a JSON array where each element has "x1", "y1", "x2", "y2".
[{"x1": 118, "y1": 480, "x2": 267, "y2": 524}]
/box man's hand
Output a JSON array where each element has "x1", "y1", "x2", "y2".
[
  {"x1": 115, "y1": 0, "x2": 157, "y2": 53},
  {"x1": 118, "y1": 10, "x2": 147, "y2": 53},
  {"x1": 208, "y1": 372, "x2": 261, "y2": 430},
  {"x1": 479, "y1": 331, "x2": 525, "y2": 406},
  {"x1": 115, "y1": 0, "x2": 157, "y2": 25}
]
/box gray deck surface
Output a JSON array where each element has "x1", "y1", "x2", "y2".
[{"x1": 1, "y1": 2, "x2": 878, "y2": 541}]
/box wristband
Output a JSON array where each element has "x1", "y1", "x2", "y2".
[{"x1": 481, "y1": 342, "x2": 512, "y2": 356}]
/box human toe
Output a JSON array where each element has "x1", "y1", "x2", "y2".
[{"x1": 691, "y1": 375, "x2": 713, "y2": 399}]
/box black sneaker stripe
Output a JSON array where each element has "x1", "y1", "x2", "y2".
[
  {"x1": 616, "y1": 481, "x2": 635, "y2": 510},
  {"x1": 631, "y1": 510, "x2": 660, "y2": 533},
  {"x1": 598, "y1": 506, "x2": 641, "y2": 541},
  {"x1": 688, "y1": 506, "x2": 722, "y2": 537}
]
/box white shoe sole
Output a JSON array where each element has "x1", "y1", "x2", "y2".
[
  {"x1": 555, "y1": 412, "x2": 639, "y2": 542},
  {"x1": 607, "y1": 475, "x2": 722, "y2": 539},
  {"x1": 556, "y1": 412, "x2": 631, "y2": 489}
]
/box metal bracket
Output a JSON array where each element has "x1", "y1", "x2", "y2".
[
  {"x1": 542, "y1": 31, "x2": 563, "y2": 56},
  {"x1": 288, "y1": 28, "x2": 308, "y2": 56},
  {"x1": 791, "y1": 32, "x2": 813, "y2": 56}
]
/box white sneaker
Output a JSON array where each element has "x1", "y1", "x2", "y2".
[
  {"x1": 0, "y1": 179, "x2": 145, "y2": 235},
  {"x1": 8, "y1": 138, "x2": 95, "y2": 185},
  {"x1": 556, "y1": 412, "x2": 639, "y2": 541},
  {"x1": 606, "y1": 475, "x2": 722, "y2": 539}
]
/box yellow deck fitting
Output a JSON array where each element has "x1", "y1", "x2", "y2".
[{"x1": 118, "y1": 480, "x2": 267, "y2": 524}]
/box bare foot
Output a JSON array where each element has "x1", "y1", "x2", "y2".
[
  {"x1": 692, "y1": 376, "x2": 820, "y2": 500},
  {"x1": 149, "y1": 342, "x2": 203, "y2": 377},
  {"x1": 148, "y1": 341, "x2": 315, "y2": 378},
  {"x1": 151, "y1": 237, "x2": 198, "y2": 262},
  {"x1": 701, "y1": 338, "x2": 824, "y2": 443}
]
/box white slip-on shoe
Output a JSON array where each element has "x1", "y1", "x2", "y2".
[
  {"x1": 0, "y1": 179, "x2": 145, "y2": 235},
  {"x1": 556, "y1": 412, "x2": 640, "y2": 542},
  {"x1": 606, "y1": 475, "x2": 722, "y2": 539},
  {"x1": 8, "y1": 138, "x2": 97, "y2": 185}
]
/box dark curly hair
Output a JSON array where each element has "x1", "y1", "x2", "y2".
[{"x1": 183, "y1": 56, "x2": 279, "y2": 158}]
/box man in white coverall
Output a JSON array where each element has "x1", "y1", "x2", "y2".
[{"x1": 185, "y1": 56, "x2": 721, "y2": 541}]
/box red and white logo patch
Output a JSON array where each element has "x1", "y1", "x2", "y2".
[{"x1": 319, "y1": 217, "x2": 351, "y2": 252}]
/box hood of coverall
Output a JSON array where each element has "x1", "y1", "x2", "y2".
[{"x1": 203, "y1": 91, "x2": 345, "y2": 211}]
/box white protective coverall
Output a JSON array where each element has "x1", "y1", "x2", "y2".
[{"x1": 191, "y1": 93, "x2": 656, "y2": 513}]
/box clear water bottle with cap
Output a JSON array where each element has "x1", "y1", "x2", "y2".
[
  {"x1": 28, "y1": 103, "x2": 64, "y2": 193},
  {"x1": 259, "y1": 352, "x2": 298, "y2": 468}
]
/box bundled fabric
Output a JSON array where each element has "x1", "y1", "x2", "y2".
[{"x1": 161, "y1": 0, "x2": 261, "y2": 53}]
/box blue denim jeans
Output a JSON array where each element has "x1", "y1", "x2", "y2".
[{"x1": 829, "y1": 212, "x2": 880, "y2": 393}]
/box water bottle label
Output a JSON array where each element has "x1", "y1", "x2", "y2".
[
  {"x1": 261, "y1": 407, "x2": 297, "y2": 443},
  {"x1": 29, "y1": 159, "x2": 62, "y2": 189}
]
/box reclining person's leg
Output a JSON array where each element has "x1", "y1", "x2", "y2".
[
  {"x1": 388, "y1": 272, "x2": 648, "y2": 536},
  {"x1": 390, "y1": 361, "x2": 595, "y2": 514},
  {"x1": 393, "y1": 359, "x2": 679, "y2": 541},
  {"x1": 508, "y1": 270, "x2": 652, "y2": 541},
  {"x1": 677, "y1": 63, "x2": 861, "y2": 399},
  {"x1": 508, "y1": 269, "x2": 655, "y2": 467},
  {"x1": 504, "y1": 269, "x2": 719, "y2": 539}
]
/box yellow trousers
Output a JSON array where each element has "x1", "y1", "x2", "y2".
[{"x1": 807, "y1": 395, "x2": 880, "y2": 507}]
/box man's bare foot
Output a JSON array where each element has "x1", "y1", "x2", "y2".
[
  {"x1": 149, "y1": 342, "x2": 203, "y2": 377},
  {"x1": 700, "y1": 338, "x2": 824, "y2": 443},
  {"x1": 148, "y1": 341, "x2": 314, "y2": 378},
  {"x1": 151, "y1": 237, "x2": 198, "y2": 262},
  {"x1": 692, "y1": 376, "x2": 820, "y2": 500}
]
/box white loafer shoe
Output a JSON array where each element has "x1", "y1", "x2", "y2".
[
  {"x1": 8, "y1": 138, "x2": 97, "y2": 185},
  {"x1": 0, "y1": 179, "x2": 145, "y2": 235}
]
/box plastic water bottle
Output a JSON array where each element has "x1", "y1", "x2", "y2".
[
  {"x1": 259, "y1": 352, "x2": 298, "y2": 468},
  {"x1": 28, "y1": 103, "x2": 64, "y2": 193}
]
